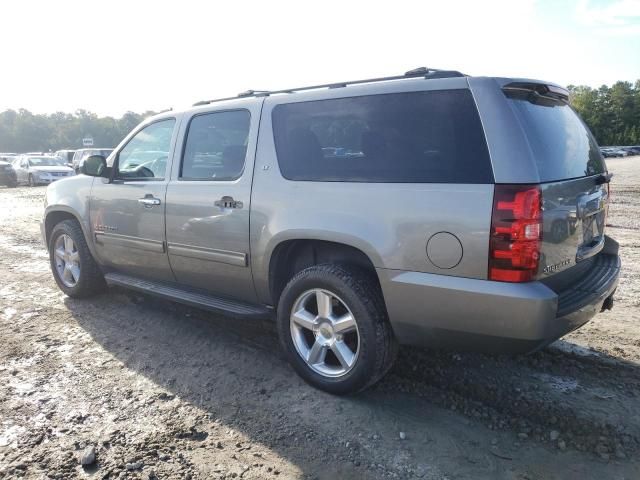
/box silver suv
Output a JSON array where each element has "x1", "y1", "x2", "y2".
[{"x1": 41, "y1": 69, "x2": 621, "y2": 394}]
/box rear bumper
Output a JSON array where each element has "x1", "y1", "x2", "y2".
[{"x1": 378, "y1": 245, "x2": 620, "y2": 354}]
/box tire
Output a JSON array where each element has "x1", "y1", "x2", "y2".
[
  {"x1": 49, "y1": 219, "x2": 105, "y2": 298},
  {"x1": 277, "y1": 264, "x2": 397, "y2": 395}
]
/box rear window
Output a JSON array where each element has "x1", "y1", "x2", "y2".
[
  {"x1": 506, "y1": 92, "x2": 605, "y2": 182},
  {"x1": 272, "y1": 89, "x2": 493, "y2": 183}
]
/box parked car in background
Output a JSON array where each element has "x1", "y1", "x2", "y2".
[
  {"x1": 622, "y1": 146, "x2": 640, "y2": 155},
  {"x1": 0, "y1": 158, "x2": 17, "y2": 187},
  {"x1": 54, "y1": 150, "x2": 76, "y2": 167},
  {"x1": 601, "y1": 148, "x2": 624, "y2": 158},
  {"x1": 12, "y1": 155, "x2": 75, "y2": 186},
  {"x1": 72, "y1": 148, "x2": 113, "y2": 172},
  {"x1": 41, "y1": 69, "x2": 620, "y2": 394}
]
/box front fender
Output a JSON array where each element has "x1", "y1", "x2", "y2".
[{"x1": 42, "y1": 176, "x2": 97, "y2": 257}]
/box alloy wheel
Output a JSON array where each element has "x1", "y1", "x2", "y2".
[
  {"x1": 54, "y1": 234, "x2": 81, "y2": 287},
  {"x1": 290, "y1": 288, "x2": 360, "y2": 377}
]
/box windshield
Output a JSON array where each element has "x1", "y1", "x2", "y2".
[
  {"x1": 506, "y1": 91, "x2": 606, "y2": 182},
  {"x1": 28, "y1": 157, "x2": 64, "y2": 167}
]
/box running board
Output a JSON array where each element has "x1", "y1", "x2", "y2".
[{"x1": 104, "y1": 272, "x2": 272, "y2": 320}]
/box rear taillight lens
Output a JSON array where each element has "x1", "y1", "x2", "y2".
[{"x1": 489, "y1": 184, "x2": 542, "y2": 282}]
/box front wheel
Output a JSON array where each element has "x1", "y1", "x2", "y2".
[
  {"x1": 49, "y1": 219, "x2": 105, "y2": 297},
  {"x1": 277, "y1": 264, "x2": 397, "y2": 395}
]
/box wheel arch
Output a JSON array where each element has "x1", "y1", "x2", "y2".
[
  {"x1": 267, "y1": 238, "x2": 383, "y2": 307},
  {"x1": 44, "y1": 207, "x2": 96, "y2": 257}
]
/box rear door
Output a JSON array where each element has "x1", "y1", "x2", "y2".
[
  {"x1": 503, "y1": 84, "x2": 609, "y2": 279},
  {"x1": 90, "y1": 117, "x2": 179, "y2": 282},
  {"x1": 164, "y1": 101, "x2": 261, "y2": 302}
]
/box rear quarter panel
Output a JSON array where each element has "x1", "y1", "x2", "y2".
[{"x1": 250, "y1": 80, "x2": 494, "y2": 305}]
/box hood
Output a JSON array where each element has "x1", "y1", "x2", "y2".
[{"x1": 31, "y1": 166, "x2": 74, "y2": 173}]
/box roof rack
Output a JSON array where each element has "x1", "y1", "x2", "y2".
[{"x1": 192, "y1": 67, "x2": 465, "y2": 106}]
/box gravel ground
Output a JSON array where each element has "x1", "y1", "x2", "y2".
[{"x1": 1, "y1": 157, "x2": 639, "y2": 479}]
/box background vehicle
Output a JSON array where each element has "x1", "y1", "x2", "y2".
[
  {"x1": 71, "y1": 148, "x2": 113, "y2": 172},
  {"x1": 41, "y1": 69, "x2": 620, "y2": 394},
  {"x1": 0, "y1": 158, "x2": 17, "y2": 187},
  {"x1": 600, "y1": 148, "x2": 623, "y2": 158},
  {"x1": 54, "y1": 149, "x2": 76, "y2": 167},
  {"x1": 13, "y1": 155, "x2": 74, "y2": 186},
  {"x1": 622, "y1": 146, "x2": 640, "y2": 155}
]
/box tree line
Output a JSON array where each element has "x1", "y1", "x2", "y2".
[
  {"x1": 0, "y1": 109, "x2": 157, "y2": 153},
  {"x1": 1, "y1": 80, "x2": 639, "y2": 152},
  {"x1": 568, "y1": 80, "x2": 640, "y2": 146}
]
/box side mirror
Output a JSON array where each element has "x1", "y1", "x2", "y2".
[{"x1": 81, "y1": 155, "x2": 108, "y2": 177}]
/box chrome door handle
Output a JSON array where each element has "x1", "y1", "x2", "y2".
[
  {"x1": 138, "y1": 197, "x2": 161, "y2": 207},
  {"x1": 214, "y1": 196, "x2": 243, "y2": 209}
]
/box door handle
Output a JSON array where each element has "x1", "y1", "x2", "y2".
[
  {"x1": 138, "y1": 196, "x2": 161, "y2": 207},
  {"x1": 214, "y1": 196, "x2": 243, "y2": 209}
]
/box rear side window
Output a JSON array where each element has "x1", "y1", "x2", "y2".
[
  {"x1": 181, "y1": 110, "x2": 250, "y2": 181},
  {"x1": 272, "y1": 89, "x2": 493, "y2": 183},
  {"x1": 506, "y1": 91, "x2": 605, "y2": 182}
]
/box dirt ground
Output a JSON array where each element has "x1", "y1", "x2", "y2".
[{"x1": 1, "y1": 157, "x2": 639, "y2": 480}]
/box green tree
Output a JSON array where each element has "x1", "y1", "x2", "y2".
[{"x1": 569, "y1": 80, "x2": 640, "y2": 146}]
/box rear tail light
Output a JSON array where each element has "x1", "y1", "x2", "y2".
[{"x1": 489, "y1": 184, "x2": 542, "y2": 282}]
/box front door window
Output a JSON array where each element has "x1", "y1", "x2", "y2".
[{"x1": 117, "y1": 119, "x2": 176, "y2": 180}]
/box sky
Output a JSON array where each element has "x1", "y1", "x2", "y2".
[{"x1": 1, "y1": 0, "x2": 639, "y2": 117}]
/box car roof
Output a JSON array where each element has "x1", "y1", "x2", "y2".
[{"x1": 153, "y1": 70, "x2": 566, "y2": 122}]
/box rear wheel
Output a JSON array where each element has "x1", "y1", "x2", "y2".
[
  {"x1": 49, "y1": 220, "x2": 105, "y2": 298},
  {"x1": 277, "y1": 264, "x2": 397, "y2": 394}
]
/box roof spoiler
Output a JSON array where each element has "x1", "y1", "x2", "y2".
[{"x1": 502, "y1": 81, "x2": 570, "y2": 102}]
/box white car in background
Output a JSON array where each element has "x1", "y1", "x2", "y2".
[{"x1": 12, "y1": 155, "x2": 75, "y2": 186}]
